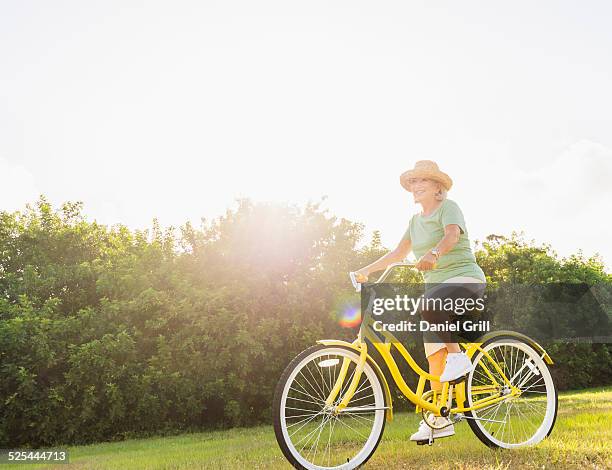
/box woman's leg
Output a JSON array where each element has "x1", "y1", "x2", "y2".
[
  {"x1": 409, "y1": 346, "x2": 456, "y2": 441},
  {"x1": 423, "y1": 329, "x2": 469, "y2": 385},
  {"x1": 427, "y1": 348, "x2": 447, "y2": 392},
  {"x1": 445, "y1": 343, "x2": 460, "y2": 353},
  {"x1": 421, "y1": 282, "x2": 484, "y2": 382}
]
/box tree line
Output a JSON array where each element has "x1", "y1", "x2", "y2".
[{"x1": 0, "y1": 197, "x2": 610, "y2": 447}]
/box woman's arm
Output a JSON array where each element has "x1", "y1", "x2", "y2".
[
  {"x1": 415, "y1": 224, "x2": 461, "y2": 271},
  {"x1": 355, "y1": 238, "x2": 412, "y2": 281}
]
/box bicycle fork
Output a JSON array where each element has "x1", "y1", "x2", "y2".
[{"x1": 324, "y1": 340, "x2": 369, "y2": 412}]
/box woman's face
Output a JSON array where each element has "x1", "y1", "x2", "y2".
[{"x1": 408, "y1": 178, "x2": 440, "y2": 204}]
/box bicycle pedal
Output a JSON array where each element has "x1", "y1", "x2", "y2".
[
  {"x1": 416, "y1": 439, "x2": 434, "y2": 446},
  {"x1": 449, "y1": 374, "x2": 467, "y2": 385}
]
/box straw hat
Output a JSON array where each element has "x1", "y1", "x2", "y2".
[{"x1": 400, "y1": 160, "x2": 453, "y2": 192}]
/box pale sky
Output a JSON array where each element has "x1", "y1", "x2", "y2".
[{"x1": 1, "y1": 1, "x2": 611, "y2": 269}]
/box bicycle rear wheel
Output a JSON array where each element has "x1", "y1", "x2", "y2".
[
  {"x1": 465, "y1": 338, "x2": 557, "y2": 448},
  {"x1": 273, "y1": 345, "x2": 386, "y2": 469}
]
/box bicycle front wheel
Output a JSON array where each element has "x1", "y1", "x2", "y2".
[
  {"x1": 273, "y1": 345, "x2": 386, "y2": 470},
  {"x1": 465, "y1": 338, "x2": 558, "y2": 448}
]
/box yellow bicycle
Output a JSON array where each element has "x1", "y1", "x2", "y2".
[{"x1": 273, "y1": 263, "x2": 558, "y2": 469}]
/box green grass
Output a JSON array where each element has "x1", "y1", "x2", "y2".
[{"x1": 5, "y1": 387, "x2": 611, "y2": 470}]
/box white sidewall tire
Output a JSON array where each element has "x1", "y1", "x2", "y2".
[
  {"x1": 466, "y1": 339, "x2": 557, "y2": 449},
  {"x1": 275, "y1": 346, "x2": 386, "y2": 470}
]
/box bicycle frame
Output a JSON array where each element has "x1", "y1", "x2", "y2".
[{"x1": 318, "y1": 262, "x2": 549, "y2": 420}]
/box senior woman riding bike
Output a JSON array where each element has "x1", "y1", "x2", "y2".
[{"x1": 354, "y1": 160, "x2": 486, "y2": 442}]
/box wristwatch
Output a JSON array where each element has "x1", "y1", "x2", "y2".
[{"x1": 430, "y1": 248, "x2": 440, "y2": 260}]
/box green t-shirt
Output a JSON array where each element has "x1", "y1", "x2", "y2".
[{"x1": 402, "y1": 198, "x2": 486, "y2": 283}]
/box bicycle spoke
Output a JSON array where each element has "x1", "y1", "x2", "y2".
[
  {"x1": 288, "y1": 410, "x2": 325, "y2": 438},
  {"x1": 289, "y1": 384, "x2": 326, "y2": 405},
  {"x1": 278, "y1": 348, "x2": 385, "y2": 468},
  {"x1": 325, "y1": 414, "x2": 336, "y2": 467},
  {"x1": 469, "y1": 341, "x2": 554, "y2": 446},
  {"x1": 334, "y1": 414, "x2": 370, "y2": 441}
]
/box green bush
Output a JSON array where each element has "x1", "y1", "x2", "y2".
[{"x1": 0, "y1": 198, "x2": 610, "y2": 447}]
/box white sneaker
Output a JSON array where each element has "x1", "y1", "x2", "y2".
[
  {"x1": 439, "y1": 352, "x2": 473, "y2": 383},
  {"x1": 409, "y1": 416, "x2": 455, "y2": 442}
]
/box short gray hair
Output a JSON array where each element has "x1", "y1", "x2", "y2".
[{"x1": 434, "y1": 182, "x2": 447, "y2": 201}]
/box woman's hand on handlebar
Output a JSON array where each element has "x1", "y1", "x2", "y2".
[
  {"x1": 415, "y1": 252, "x2": 437, "y2": 271},
  {"x1": 349, "y1": 269, "x2": 368, "y2": 292},
  {"x1": 354, "y1": 269, "x2": 368, "y2": 283}
]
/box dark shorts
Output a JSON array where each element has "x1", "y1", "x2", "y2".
[{"x1": 420, "y1": 282, "x2": 487, "y2": 352}]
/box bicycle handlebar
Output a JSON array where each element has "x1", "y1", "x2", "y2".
[
  {"x1": 349, "y1": 261, "x2": 417, "y2": 292},
  {"x1": 349, "y1": 271, "x2": 362, "y2": 292}
]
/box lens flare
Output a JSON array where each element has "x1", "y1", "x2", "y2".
[
  {"x1": 338, "y1": 304, "x2": 361, "y2": 328},
  {"x1": 331, "y1": 293, "x2": 362, "y2": 328}
]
